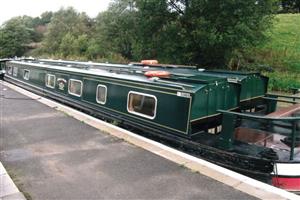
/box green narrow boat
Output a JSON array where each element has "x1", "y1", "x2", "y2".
[{"x1": 1, "y1": 58, "x2": 299, "y2": 193}]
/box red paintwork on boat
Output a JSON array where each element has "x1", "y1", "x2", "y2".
[{"x1": 272, "y1": 176, "x2": 300, "y2": 192}]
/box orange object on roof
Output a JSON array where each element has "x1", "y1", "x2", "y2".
[
  {"x1": 141, "y1": 60, "x2": 159, "y2": 65},
  {"x1": 144, "y1": 71, "x2": 170, "y2": 78}
]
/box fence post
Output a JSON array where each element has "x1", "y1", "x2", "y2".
[
  {"x1": 290, "y1": 121, "x2": 296, "y2": 160},
  {"x1": 290, "y1": 87, "x2": 300, "y2": 102}
]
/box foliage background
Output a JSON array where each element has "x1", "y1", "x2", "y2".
[{"x1": 0, "y1": 0, "x2": 299, "y2": 91}]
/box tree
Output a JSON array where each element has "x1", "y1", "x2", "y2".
[
  {"x1": 43, "y1": 7, "x2": 93, "y2": 56},
  {"x1": 59, "y1": 32, "x2": 76, "y2": 56},
  {"x1": 93, "y1": 0, "x2": 138, "y2": 59},
  {"x1": 175, "y1": 0, "x2": 277, "y2": 67},
  {"x1": 133, "y1": 0, "x2": 177, "y2": 62},
  {"x1": 1, "y1": 1, "x2": 278, "y2": 66},
  {"x1": 96, "y1": 0, "x2": 277, "y2": 67},
  {"x1": 280, "y1": 0, "x2": 300, "y2": 12},
  {"x1": 135, "y1": 0, "x2": 278, "y2": 67},
  {"x1": 39, "y1": 11, "x2": 53, "y2": 25},
  {"x1": 0, "y1": 17, "x2": 32, "y2": 57}
]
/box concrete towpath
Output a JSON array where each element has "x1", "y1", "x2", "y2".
[{"x1": 0, "y1": 162, "x2": 26, "y2": 200}]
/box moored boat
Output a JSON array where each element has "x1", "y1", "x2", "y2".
[{"x1": 1, "y1": 58, "x2": 299, "y2": 193}]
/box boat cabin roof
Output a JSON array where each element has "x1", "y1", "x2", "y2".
[
  {"x1": 36, "y1": 59, "x2": 203, "y2": 79},
  {"x1": 35, "y1": 59, "x2": 260, "y2": 83},
  {"x1": 8, "y1": 60, "x2": 228, "y2": 93}
]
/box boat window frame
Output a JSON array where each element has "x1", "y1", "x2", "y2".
[
  {"x1": 7, "y1": 66, "x2": 12, "y2": 75},
  {"x1": 96, "y1": 84, "x2": 107, "y2": 105},
  {"x1": 12, "y1": 67, "x2": 18, "y2": 77},
  {"x1": 45, "y1": 74, "x2": 56, "y2": 89},
  {"x1": 127, "y1": 91, "x2": 157, "y2": 120},
  {"x1": 68, "y1": 79, "x2": 83, "y2": 97},
  {"x1": 23, "y1": 69, "x2": 30, "y2": 80}
]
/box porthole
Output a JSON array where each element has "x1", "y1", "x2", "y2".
[{"x1": 96, "y1": 84, "x2": 107, "y2": 104}]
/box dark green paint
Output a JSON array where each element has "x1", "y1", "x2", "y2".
[
  {"x1": 6, "y1": 62, "x2": 192, "y2": 135},
  {"x1": 4, "y1": 60, "x2": 268, "y2": 138},
  {"x1": 218, "y1": 113, "x2": 237, "y2": 150}
]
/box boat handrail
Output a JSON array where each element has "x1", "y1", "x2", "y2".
[
  {"x1": 218, "y1": 110, "x2": 300, "y2": 121},
  {"x1": 263, "y1": 97, "x2": 299, "y2": 105},
  {"x1": 218, "y1": 109, "x2": 299, "y2": 160},
  {"x1": 266, "y1": 93, "x2": 300, "y2": 100}
]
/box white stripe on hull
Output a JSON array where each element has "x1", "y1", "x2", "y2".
[{"x1": 272, "y1": 162, "x2": 300, "y2": 177}]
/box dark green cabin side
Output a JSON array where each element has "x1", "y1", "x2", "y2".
[
  {"x1": 28, "y1": 59, "x2": 268, "y2": 105},
  {"x1": 202, "y1": 71, "x2": 268, "y2": 102},
  {"x1": 4, "y1": 60, "x2": 241, "y2": 138},
  {"x1": 5, "y1": 61, "x2": 192, "y2": 136}
]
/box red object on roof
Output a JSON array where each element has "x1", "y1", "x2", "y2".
[
  {"x1": 141, "y1": 60, "x2": 159, "y2": 65},
  {"x1": 144, "y1": 71, "x2": 170, "y2": 78}
]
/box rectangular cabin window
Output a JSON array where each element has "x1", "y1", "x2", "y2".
[
  {"x1": 127, "y1": 92, "x2": 157, "y2": 119},
  {"x1": 68, "y1": 79, "x2": 82, "y2": 97},
  {"x1": 46, "y1": 74, "x2": 56, "y2": 88},
  {"x1": 23, "y1": 70, "x2": 30, "y2": 80},
  {"x1": 96, "y1": 84, "x2": 107, "y2": 104},
  {"x1": 13, "y1": 67, "x2": 18, "y2": 77},
  {"x1": 7, "y1": 66, "x2": 12, "y2": 75}
]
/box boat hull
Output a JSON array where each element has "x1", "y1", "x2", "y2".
[{"x1": 272, "y1": 162, "x2": 300, "y2": 193}]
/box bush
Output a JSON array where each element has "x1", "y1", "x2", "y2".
[{"x1": 264, "y1": 71, "x2": 300, "y2": 91}]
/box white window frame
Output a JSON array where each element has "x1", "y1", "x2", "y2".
[
  {"x1": 68, "y1": 79, "x2": 83, "y2": 97},
  {"x1": 23, "y1": 69, "x2": 30, "y2": 80},
  {"x1": 7, "y1": 66, "x2": 12, "y2": 75},
  {"x1": 45, "y1": 74, "x2": 56, "y2": 89},
  {"x1": 96, "y1": 84, "x2": 107, "y2": 105},
  {"x1": 127, "y1": 91, "x2": 157, "y2": 120},
  {"x1": 13, "y1": 67, "x2": 18, "y2": 77}
]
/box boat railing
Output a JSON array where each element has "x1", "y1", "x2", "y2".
[
  {"x1": 266, "y1": 93, "x2": 300, "y2": 103},
  {"x1": 290, "y1": 87, "x2": 300, "y2": 94},
  {"x1": 218, "y1": 109, "x2": 300, "y2": 161}
]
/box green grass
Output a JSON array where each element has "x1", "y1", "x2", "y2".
[
  {"x1": 247, "y1": 14, "x2": 300, "y2": 91},
  {"x1": 264, "y1": 71, "x2": 300, "y2": 91},
  {"x1": 264, "y1": 14, "x2": 300, "y2": 71},
  {"x1": 266, "y1": 14, "x2": 300, "y2": 49}
]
